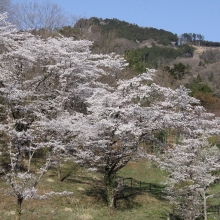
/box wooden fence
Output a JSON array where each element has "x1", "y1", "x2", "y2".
[
  {"x1": 116, "y1": 177, "x2": 165, "y2": 198},
  {"x1": 117, "y1": 177, "x2": 220, "y2": 218}
]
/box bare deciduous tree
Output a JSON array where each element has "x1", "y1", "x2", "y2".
[
  {"x1": 11, "y1": 0, "x2": 68, "y2": 31},
  {"x1": 0, "y1": 0, "x2": 11, "y2": 14}
]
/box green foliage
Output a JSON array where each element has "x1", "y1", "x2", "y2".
[
  {"x1": 208, "y1": 72, "x2": 214, "y2": 82},
  {"x1": 185, "y1": 73, "x2": 213, "y2": 96},
  {"x1": 180, "y1": 32, "x2": 220, "y2": 47},
  {"x1": 124, "y1": 48, "x2": 149, "y2": 72},
  {"x1": 125, "y1": 45, "x2": 194, "y2": 72},
  {"x1": 154, "y1": 130, "x2": 167, "y2": 143},
  {"x1": 185, "y1": 78, "x2": 220, "y2": 111},
  {"x1": 165, "y1": 62, "x2": 190, "y2": 80},
  {"x1": 198, "y1": 60, "x2": 204, "y2": 66},
  {"x1": 178, "y1": 44, "x2": 195, "y2": 57},
  {"x1": 208, "y1": 135, "x2": 220, "y2": 148},
  {"x1": 202, "y1": 40, "x2": 220, "y2": 47},
  {"x1": 188, "y1": 81, "x2": 213, "y2": 96},
  {"x1": 75, "y1": 17, "x2": 178, "y2": 46},
  {"x1": 157, "y1": 38, "x2": 173, "y2": 46},
  {"x1": 196, "y1": 73, "x2": 202, "y2": 82},
  {"x1": 96, "y1": 18, "x2": 178, "y2": 44}
]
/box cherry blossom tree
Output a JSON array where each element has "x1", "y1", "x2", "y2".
[
  {"x1": 75, "y1": 68, "x2": 220, "y2": 208},
  {"x1": 1, "y1": 11, "x2": 220, "y2": 217},
  {"x1": 0, "y1": 14, "x2": 62, "y2": 218},
  {"x1": 0, "y1": 12, "x2": 129, "y2": 216},
  {"x1": 159, "y1": 138, "x2": 220, "y2": 220}
]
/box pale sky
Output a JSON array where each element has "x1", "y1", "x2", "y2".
[{"x1": 12, "y1": 0, "x2": 220, "y2": 42}]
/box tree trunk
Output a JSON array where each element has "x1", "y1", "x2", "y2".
[
  {"x1": 15, "y1": 197, "x2": 23, "y2": 220},
  {"x1": 104, "y1": 174, "x2": 116, "y2": 208},
  {"x1": 57, "y1": 159, "x2": 61, "y2": 182},
  {"x1": 203, "y1": 193, "x2": 207, "y2": 220}
]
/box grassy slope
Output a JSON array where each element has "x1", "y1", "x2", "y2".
[
  {"x1": 0, "y1": 160, "x2": 171, "y2": 220},
  {"x1": 1, "y1": 160, "x2": 220, "y2": 219}
]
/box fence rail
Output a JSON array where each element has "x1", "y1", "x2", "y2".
[
  {"x1": 116, "y1": 176, "x2": 165, "y2": 196},
  {"x1": 116, "y1": 177, "x2": 220, "y2": 218}
]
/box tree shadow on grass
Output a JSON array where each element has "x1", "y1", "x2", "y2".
[
  {"x1": 46, "y1": 166, "x2": 101, "y2": 186},
  {"x1": 60, "y1": 173, "x2": 71, "y2": 182},
  {"x1": 65, "y1": 176, "x2": 98, "y2": 185},
  {"x1": 84, "y1": 179, "x2": 107, "y2": 204},
  {"x1": 115, "y1": 189, "x2": 142, "y2": 209},
  {"x1": 117, "y1": 177, "x2": 167, "y2": 201},
  {"x1": 84, "y1": 182, "x2": 144, "y2": 209}
]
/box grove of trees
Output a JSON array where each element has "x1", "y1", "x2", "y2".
[
  {"x1": 179, "y1": 33, "x2": 220, "y2": 47},
  {"x1": 124, "y1": 44, "x2": 194, "y2": 72},
  {"x1": 80, "y1": 17, "x2": 178, "y2": 46},
  {"x1": 1, "y1": 1, "x2": 220, "y2": 219}
]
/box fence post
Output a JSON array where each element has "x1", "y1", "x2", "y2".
[{"x1": 218, "y1": 205, "x2": 220, "y2": 220}]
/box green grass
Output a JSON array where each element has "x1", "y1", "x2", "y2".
[
  {"x1": 2, "y1": 159, "x2": 220, "y2": 219},
  {"x1": 0, "y1": 160, "x2": 172, "y2": 220},
  {"x1": 117, "y1": 160, "x2": 168, "y2": 183},
  {"x1": 205, "y1": 181, "x2": 220, "y2": 220}
]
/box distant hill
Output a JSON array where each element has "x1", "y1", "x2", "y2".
[
  {"x1": 58, "y1": 17, "x2": 220, "y2": 115},
  {"x1": 60, "y1": 17, "x2": 178, "y2": 54},
  {"x1": 60, "y1": 17, "x2": 220, "y2": 54}
]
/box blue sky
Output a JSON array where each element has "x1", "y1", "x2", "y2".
[{"x1": 12, "y1": 0, "x2": 220, "y2": 42}]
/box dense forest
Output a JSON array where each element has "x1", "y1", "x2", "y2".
[{"x1": 84, "y1": 17, "x2": 178, "y2": 45}]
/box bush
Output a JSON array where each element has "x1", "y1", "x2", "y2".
[
  {"x1": 125, "y1": 46, "x2": 194, "y2": 72},
  {"x1": 200, "y1": 49, "x2": 220, "y2": 63},
  {"x1": 185, "y1": 79, "x2": 220, "y2": 112},
  {"x1": 188, "y1": 82, "x2": 213, "y2": 96},
  {"x1": 165, "y1": 62, "x2": 190, "y2": 79}
]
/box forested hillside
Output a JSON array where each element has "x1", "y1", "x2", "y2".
[
  {"x1": 60, "y1": 17, "x2": 220, "y2": 115},
  {"x1": 60, "y1": 17, "x2": 178, "y2": 54}
]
